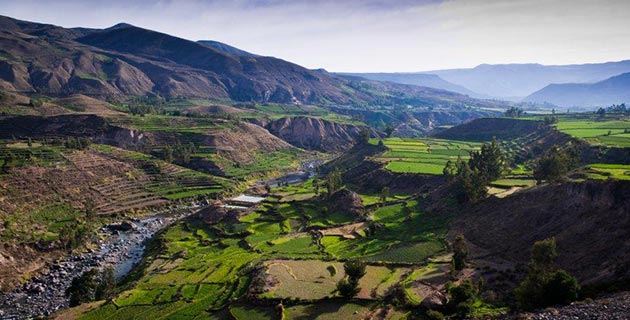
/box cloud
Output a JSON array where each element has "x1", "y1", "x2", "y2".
[{"x1": 0, "y1": 0, "x2": 629, "y2": 72}]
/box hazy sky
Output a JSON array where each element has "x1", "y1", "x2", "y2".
[{"x1": 1, "y1": 0, "x2": 629, "y2": 72}]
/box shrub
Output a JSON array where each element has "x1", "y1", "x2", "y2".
[
  {"x1": 515, "y1": 238, "x2": 580, "y2": 310},
  {"x1": 344, "y1": 259, "x2": 366, "y2": 280},
  {"x1": 543, "y1": 269, "x2": 580, "y2": 305},
  {"x1": 452, "y1": 234, "x2": 468, "y2": 271},
  {"x1": 336, "y1": 278, "x2": 359, "y2": 298},
  {"x1": 425, "y1": 310, "x2": 445, "y2": 320}
]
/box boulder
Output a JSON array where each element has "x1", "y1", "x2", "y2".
[
  {"x1": 421, "y1": 291, "x2": 447, "y2": 309},
  {"x1": 328, "y1": 189, "x2": 365, "y2": 217}
]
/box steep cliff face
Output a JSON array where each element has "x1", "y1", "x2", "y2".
[
  {"x1": 452, "y1": 180, "x2": 630, "y2": 286},
  {"x1": 264, "y1": 116, "x2": 376, "y2": 152}
]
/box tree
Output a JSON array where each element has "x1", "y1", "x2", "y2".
[
  {"x1": 530, "y1": 237, "x2": 557, "y2": 274},
  {"x1": 515, "y1": 238, "x2": 580, "y2": 310},
  {"x1": 384, "y1": 125, "x2": 394, "y2": 138},
  {"x1": 95, "y1": 267, "x2": 116, "y2": 301},
  {"x1": 505, "y1": 107, "x2": 524, "y2": 118},
  {"x1": 452, "y1": 234, "x2": 468, "y2": 271},
  {"x1": 29, "y1": 98, "x2": 43, "y2": 108},
  {"x1": 84, "y1": 198, "x2": 96, "y2": 217},
  {"x1": 453, "y1": 160, "x2": 487, "y2": 203},
  {"x1": 356, "y1": 128, "x2": 371, "y2": 145},
  {"x1": 380, "y1": 186, "x2": 390, "y2": 206},
  {"x1": 336, "y1": 278, "x2": 360, "y2": 298},
  {"x1": 344, "y1": 259, "x2": 367, "y2": 280},
  {"x1": 446, "y1": 139, "x2": 507, "y2": 204},
  {"x1": 443, "y1": 160, "x2": 457, "y2": 181},
  {"x1": 325, "y1": 169, "x2": 343, "y2": 198},
  {"x1": 163, "y1": 145, "x2": 173, "y2": 163},
  {"x1": 533, "y1": 146, "x2": 578, "y2": 183},
  {"x1": 468, "y1": 138, "x2": 507, "y2": 182},
  {"x1": 448, "y1": 280, "x2": 477, "y2": 317},
  {"x1": 58, "y1": 221, "x2": 89, "y2": 251},
  {"x1": 596, "y1": 107, "x2": 606, "y2": 117},
  {"x1": 67, "y1": 267, "x2": 117, "y2": 306},
  {"x1": 336, "y1": 259, "x2": 367, "y2": 299},
  {"x1": 543, "y1": 269, "x2": 579, "y2": 305},
  {"x1": 66, "y1": 268, "x2": 99, "y2": 306}
]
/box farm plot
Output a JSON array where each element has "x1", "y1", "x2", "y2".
[
  {"x1": 321, "y1": 201, "x2": 447, "y2": 263},
  {"x1": 371, "y1": 138, "x2": 481, "y2": 175},
  {"x1": 259, "y1": 259, "x2": 411, "y2": 300},
  {"x1": 549, "y1": 115, "x2": 630, "y2": 147},
  {"x1": 584, "y1": 163, "x2": 630, "y2": 180}
]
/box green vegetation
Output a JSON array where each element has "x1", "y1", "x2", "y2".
[
  {"x1": 583, "y1": 163, "x2": 630, "y2": 180},
  {"x1": 77, "y1": 173, "x2": 456, "y2": 319},
  {"x1": 515, "y1": 238, "x2": 580, "y2": 310},
  {"x1": 370, "y1": 138, "x2": 481, "y2": 175},
  {"x1": 533, "y1": 145, "x2": 579, "y2": 183},
  {"x1": 336, "y1": 259, "x2": 367, "y2": 298},
  {"x1": 531, "y1": 113, "x2": 630, "y2": 147},
  {"x1": 445, "y1": 139, "x2": 508, "y2": 203}
]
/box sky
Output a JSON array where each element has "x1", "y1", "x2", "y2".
[{"x1": 1, "y1": 0, "x2": 629, "y2": 72}]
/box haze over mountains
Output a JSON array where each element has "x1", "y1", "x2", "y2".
[
  {"x1": 350, "y1": 61, "x2": 630, "y2": 108},
  {"x1": 524, "y1": 72, "x2": 630, "y2": 107}
]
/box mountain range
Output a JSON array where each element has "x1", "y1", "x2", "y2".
[
  {"x1": 524, "y1": 72, "x2": 630, "y2": 107},
  {"x1": 338, "y1": 72, "x2": 481, "y2": 97},
  {"x1": 349, "y1": 61, "x2": 630, "y2": 106},
  {"x1": 0, "y1": 15, "x2": 500, "y2": 110}
]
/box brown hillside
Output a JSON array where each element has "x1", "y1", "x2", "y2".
[
  {"x1": 52, "y1": 94, "x2": 124, "y2": 116},
  {"x1": 451, "y1": 180, "x2": 630, "y2": 286}
]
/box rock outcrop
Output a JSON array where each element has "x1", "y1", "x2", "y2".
[{"x1": 265, "y1": 116, "x2": 377, "y2": 152}]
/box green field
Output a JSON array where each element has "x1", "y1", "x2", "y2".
[
  {"x1": 370, "y1": 138, "x2": 482, "y2": 175},
  {"x1": 76, "y1": 179, "x2": 452, "y2": 319},
  {"x1": 583, "y1": 163, "x2": 630, "y2": 180},
  {"x1": 546, "y1": 114, "x2": 630, "y2": 147}
]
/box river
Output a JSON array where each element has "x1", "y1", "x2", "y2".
[{"x1": 0, "y1": 162, "x2": 319, "y2": 319}]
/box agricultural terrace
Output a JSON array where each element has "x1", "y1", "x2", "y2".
[
  {"x1": 582, "y1": 163, "x2": 630, "y2": 181},
  {"x1": 253, "y1": 103, "x2": 364, "y2": 125},
  {"x1": 369, "y1": 138, "x2": 482, "y2": 175},
  {"x1": 109, "y1": 114, "x2": 234, "y2": 133},
  {"x1": 0, "y1": 140, "x2": 235, "y2": 247},
  {"x1": 76, "y1": 180, "x2": 470, "y2": 319},
  {"x1": 537, "y1": 113, "x2": 630, "y2": 147},
  {"x1": 370, "y1": 137, "x2": 538, "y2": 197}
]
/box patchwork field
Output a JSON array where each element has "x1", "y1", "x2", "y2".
[
  {"x1": 543, "y1": 114, "x2": 630, "y2": 147},
  {"x1": 583, "y1": 163, "x2": 630, "y2": 181},
  {"x1": 370, "y1": 138, "x2": 482, "y2": 175},
  {"x1": 73, "y1": 178, "x2": 453, "y2": 319}
]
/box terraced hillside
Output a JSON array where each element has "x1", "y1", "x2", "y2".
[
  {"x1": 64, "y1": 180, "x2": 501, "y2": 319},
  {"x1": 0, "y1": 139, "x2": 235, "y2": 290},
  {"x1": 549, "y1": 114, "x2": 630, "y2": 147},
  {"x1": 370, "y1": 138, "x2": 482, "y2": 175}
]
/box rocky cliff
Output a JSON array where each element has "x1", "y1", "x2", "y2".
[{"x1": 264, "y1": 116, "x2": 377, "y2": 152}]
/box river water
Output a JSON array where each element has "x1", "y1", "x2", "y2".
[
  {"x1": 0, "y1": 205, "x2": 200, "y2": 319},
  {"x1": 0, "y1": 162, "x2": 319, "y2": 319}
]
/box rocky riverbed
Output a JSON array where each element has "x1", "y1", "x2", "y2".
[
  {"x1": 0, "y1": 204, "x2": 202, "y2": 320},
  {"x1": 502, "y1": 291, "x2": 630, "y2": 320}
]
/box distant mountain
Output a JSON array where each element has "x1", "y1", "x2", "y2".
[
  {"x1": 524, "y1": 72, "x2": 630, "y2": 107},
  {"x1": 339, "y1": 72, "x2": 481, "y2": 97},
  {"x1": 197, "y1": 40, "x2": 257, "y2": 57},
  {"x1": 0, "y1": 15, "x2": 504, "y2": 109},
  {"x1": 426, "y1": 61, "x2": 630, "y2": 99}
]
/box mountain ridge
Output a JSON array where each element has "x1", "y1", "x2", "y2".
[
  {"x1": 0, "y1": 15, "x2": 505, "y2": 110},
  {"x1": 524, "y1": 72, "x2": 630, "y2": 107},
  {"x1": 426, "y1": 60, "x2": 630, "y2": 99}
]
